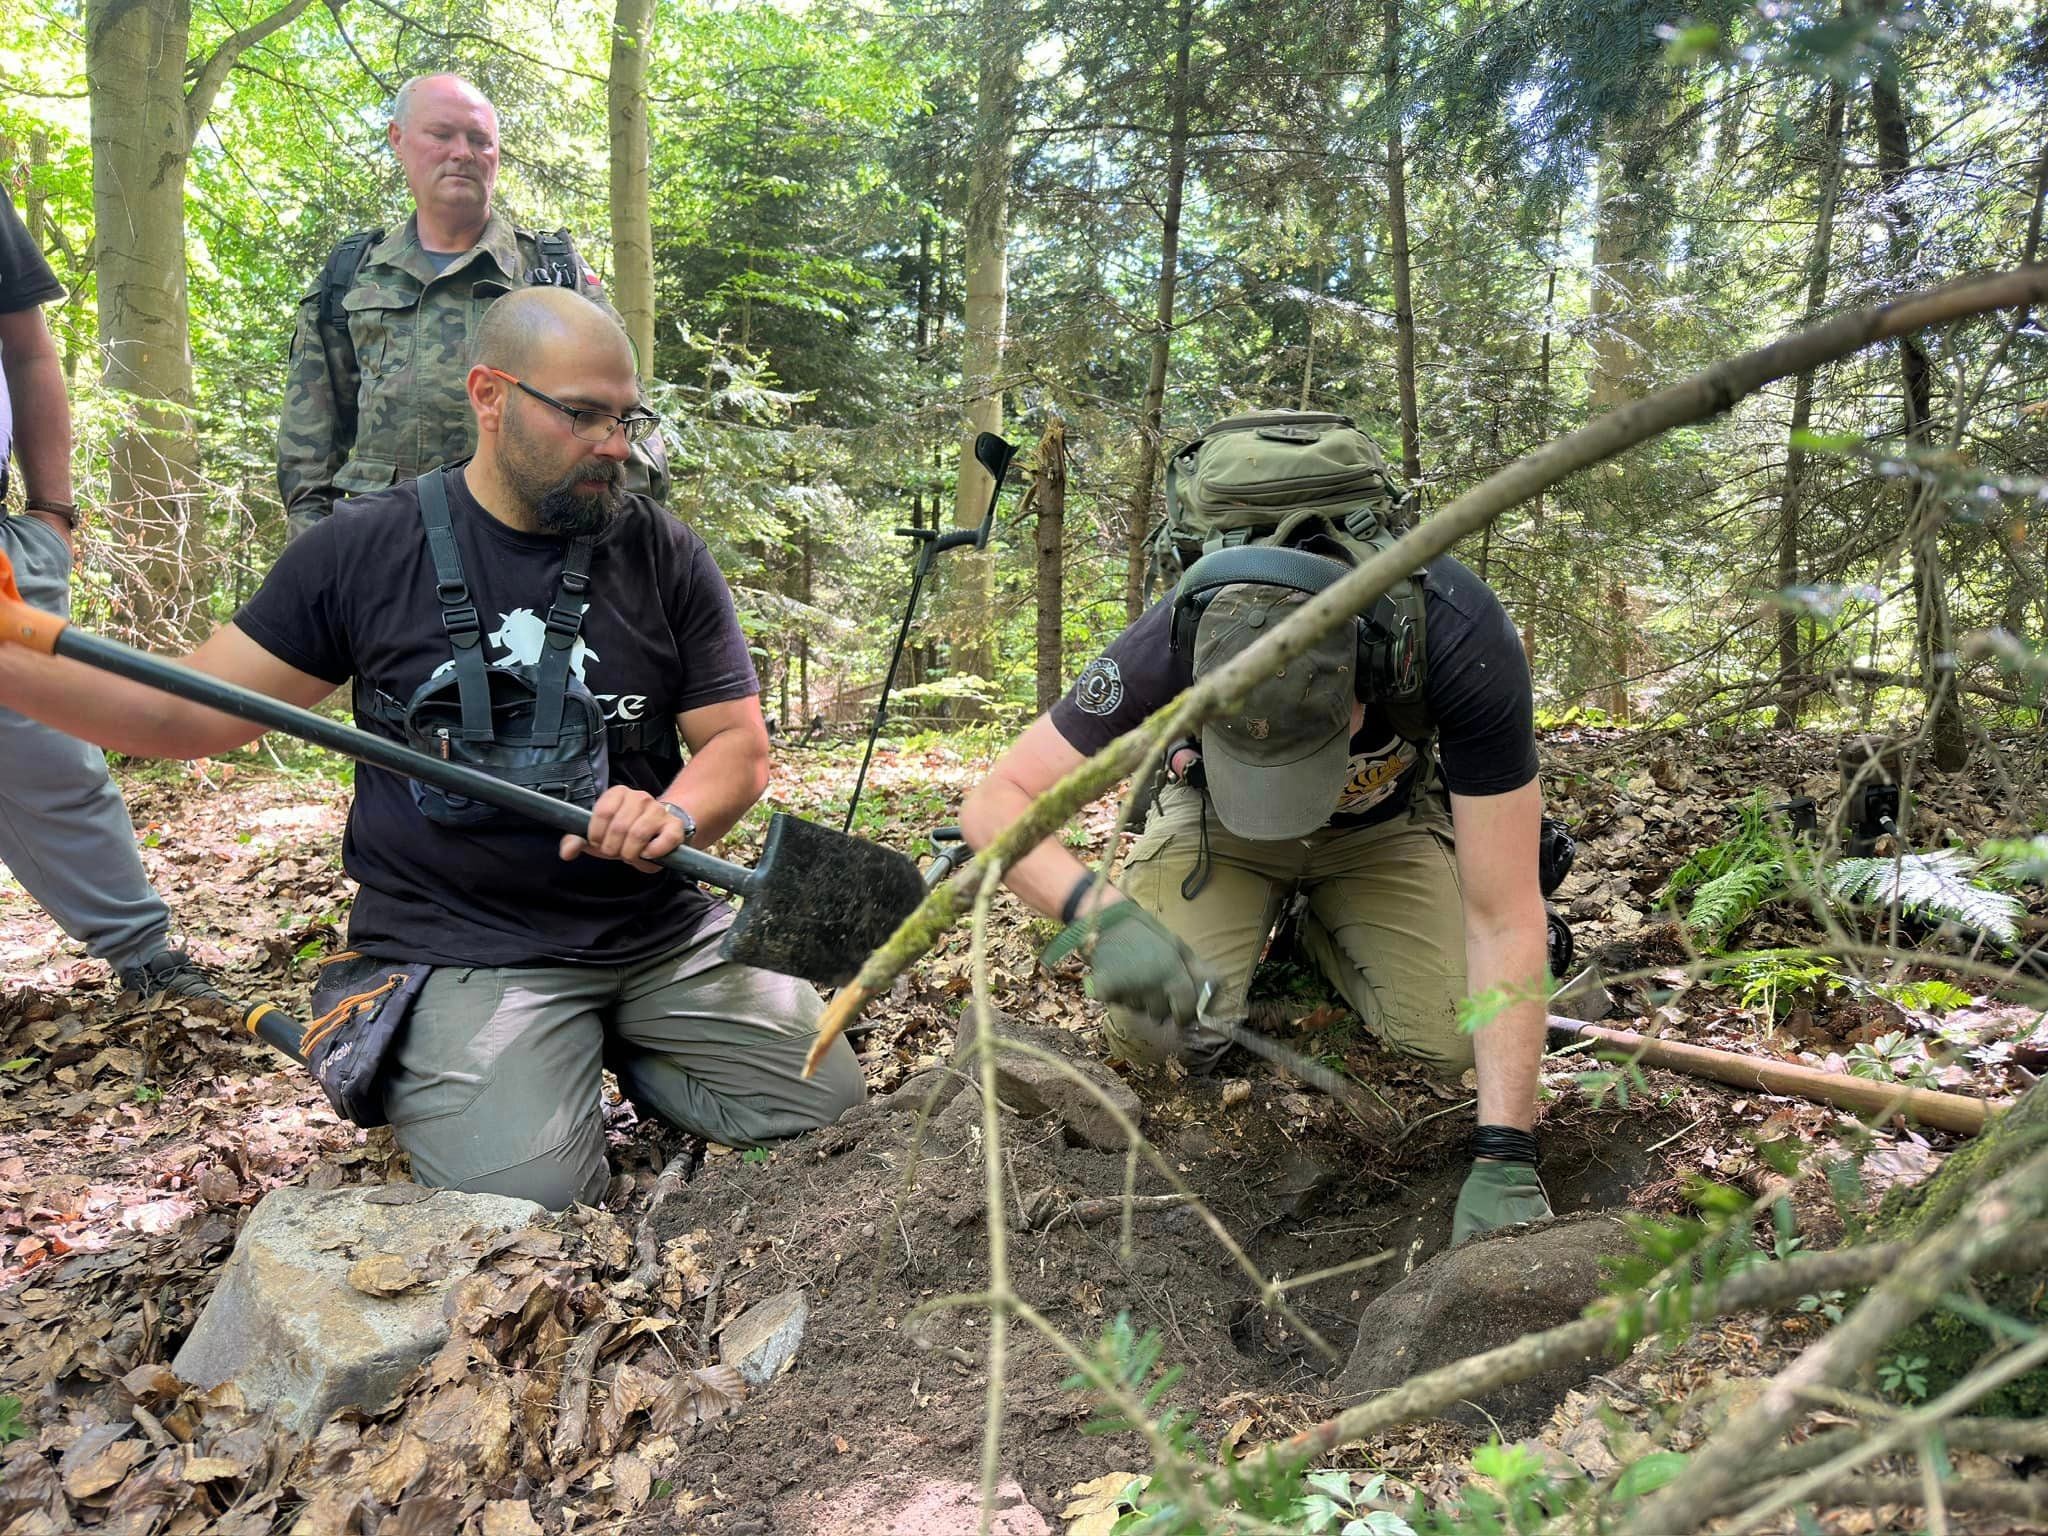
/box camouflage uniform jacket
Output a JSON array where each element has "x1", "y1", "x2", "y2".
[{"x1": 277, "y1": 211, "x2": 665, "y2": 540}]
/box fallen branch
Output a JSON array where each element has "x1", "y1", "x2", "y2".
[
  {"x1": 804, "y1": 265, "x2": 2048, "y2": 1076},
  {"x1": 548, "y1": 1319, "x2": 617, "y2": 1465},
  {"x1": 1755, "y1": 1474, "x2": 2048, "y2": 1521},
  {"x1": 1725, "y1": 1415, "x2": 2048, "y2": 1495},
  {"x1": 1225, "y1": 1221, "x2": 2048, "y2": 1487},
  {"x1": 628, "y1": 1148, "x2": 695, "y2": 1291},
  {"x1": 1622, "y1": 1142, "x2": 2048, "y2": 1535},
  {"x1": 1020, "y1": 1191, "x2": 1196, "y2": 1231}
]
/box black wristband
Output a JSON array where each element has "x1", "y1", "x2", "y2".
[
  {"x1": 1060, "y1": 870, "x2": 1100, "y2": 925},
  {"x1": 1471, "y1": 1125, "x2": 1539, "y2": 1164}
]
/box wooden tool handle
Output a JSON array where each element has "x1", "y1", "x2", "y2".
[{"x1": 1549, "y1": 1015, "x2": 1991, "y2": 1135}]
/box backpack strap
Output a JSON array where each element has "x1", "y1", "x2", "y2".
[
  {"x1": 529, "y1": 228, "x2": 583, "y2": 289},
  {"x1": 529, "y1": 534, "x2": 595, "y2": 741},
  {"x1": 415, "y1": 469, "x2": 495, "y2": 744},
  {"x1": 316, "y1": 230, "x2": 382, "y2": 446}
]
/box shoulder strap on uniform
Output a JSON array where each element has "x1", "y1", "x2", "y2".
[
  {"x1": 527, "y1": 228, "x2": 581, "y2": 289},
  {"x1": 529, "y1": 535, "x2": 595, "y2": 741},
  {"x1": 416, "y1": 469, "x2": 495, "y2": 744},
  {"x1": 320, "y1": 230, "x2": 382, "y2": 334}
]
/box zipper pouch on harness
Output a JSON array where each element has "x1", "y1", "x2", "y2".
[
  {"x1": 303, "y1": 950, "x2": 434, "y2": 1127},
  {"x1": 397, "y1": 662, "x2": 609, "y2": 825}
]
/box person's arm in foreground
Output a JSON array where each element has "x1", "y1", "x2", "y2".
[
  {"x1": 0, "y1": 306, "x2": 75, "y2": 546},
  {"x1": 563, "y1": 697, "x2": 771, "y2": 871},
  {"x1": 964, "y1": 715, "x2": 1211, "y2": 1031},
  {"x1": 0, "y1": 623, "x2": 337, "y2": 759},
  {"x1": 1448, "y1": 778, "x2": 1554, "y2": 1241}
]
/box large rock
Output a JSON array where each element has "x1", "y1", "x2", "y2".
[
  {"x1": 952, "y1": 1015, "x2": 1143, "y2": 1152},
  {"x1": 721, "y1": 1288, "x2": 810, "y2": 1386},
  {"x1": 173, "y1": 1184, "x2": 545, "y2": 1435},
  {"x1": 1337, "y1": 1215, "x2": 1634, "y2": 1431}
]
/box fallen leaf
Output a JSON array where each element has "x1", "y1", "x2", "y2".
[
  {"x1": 181, "y1": 1454, "x2": 247, "y2": 1483},
  {"x1": 481, "y1": 1500, "x2": 544, "y2": 1536},
  {"x1": 1060, "y1": 1472, "x2": 1147, "y2": 1536},
  {"x1": 60, "y1": 1424, "x2": 147, "y2": 1498},
  {"x1": 611, "y1": 1451, "x2": 653, "y2": 1512},
  {"x1": 362, "y1": 1432, "x2": 431, "y2": 1504},
  {"x1": 348, "y1": 1251, "x2": 428, "y2": 1297}
]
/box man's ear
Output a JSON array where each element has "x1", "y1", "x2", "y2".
[
  {"x1": 387, "y1": 120, "x2": 403, "y2": 152},
  {"x1": 468, "y1": 365, "x2": 507, "y2": 435}
]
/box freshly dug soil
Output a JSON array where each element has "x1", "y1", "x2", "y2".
[{"x1": 650, "y1": 1027, "x2": 1691, "y2": 1531}]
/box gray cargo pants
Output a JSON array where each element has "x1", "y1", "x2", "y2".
[
  {"x1": 382, "y1": 904, "x2": 866, "y2": 1209},
  {"x1": 0, "y1": 515, "x2": 172, "y2": 970}
]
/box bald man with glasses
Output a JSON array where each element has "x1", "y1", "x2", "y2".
[{"x1": 5, "y1": 288, "x2": 863, "y2": 1207}]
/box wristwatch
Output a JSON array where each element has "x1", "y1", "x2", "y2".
[
  {"x1": 25, "y1": 498, "x2": 79, "y2": 530},
  {"x1": 658, "y1": 800, "x2": 697, "y2": 846}
]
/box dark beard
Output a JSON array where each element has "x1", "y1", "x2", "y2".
[{"x1": 534, "y1": 461, "x2": 622, "y2": 535}]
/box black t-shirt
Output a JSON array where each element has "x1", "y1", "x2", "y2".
[
  {"x1": 236, "y1": 468, "x2": 759, "y2": 966},
  {"x1": 1051, "y1": 554, "x2": 1539, "y2": 831},
  {"x1": 0, "y1": 190, "x2": 62, "y2": 314}
]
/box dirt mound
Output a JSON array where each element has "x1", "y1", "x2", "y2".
[{"x1": 649, "y1": 1026, "x2": 1692, "y2": 1531}]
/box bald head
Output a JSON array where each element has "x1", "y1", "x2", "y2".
[
  {"x1": 475, "y1": 287, "x2": 635, "y2": 379},
  {"x1": 392, "y1": 73, "x2": 495, "y2": 130}
]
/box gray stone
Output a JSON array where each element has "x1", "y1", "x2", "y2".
[
  {"x1": 173, "y1": 1184, "x2": 545, "y2": 1435},
  {"x1": 1550, "y1": 966, "x2": 1614, "y2": 1023},
  {"x1": 721, "y1": 1288, "x2": 810, "y2": 1386},
  {"x1": 1337, "y1": 1215, "x2": 1634, "y2": 1431}
]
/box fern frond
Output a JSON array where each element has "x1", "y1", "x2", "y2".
[
  {"x1": 1683, "y1": 854, "x2": 1784, "y2": 947},
  {"x1": 1824, "y1": 851, "x2": 2022, "y2": 948}
]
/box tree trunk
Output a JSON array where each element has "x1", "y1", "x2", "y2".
[
  {"x1": 86, "y1": 0, "x2": 317, "y2": 646},
  {"x1": 945, "y1": 0, "x2": 1019, "y2": 703},
  {"x1": 1772, "y1": 80, "x2": 1847, "y2": 729},
  {"x1": 1123, "y1": 0, "x2": 1196, "y2": 622},
  {"x1": 1867, "y1": 7, "x2": 1968, "y2": 769},
  {"x1": 607, "y1": 0, "x2": 657, "y2": 378},
  {"x1": 1383, "y1": 0, "x2": 1421, "y2": 486},
  {"x1": 1034, "y1": 416, "x2": 1068, "y2": 714}
]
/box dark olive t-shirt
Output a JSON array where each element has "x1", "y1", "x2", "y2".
[
  {"x1": 236, "y1": 468, "x2": 758, "y2": 965},
  {"x1": 1051, "y1": 554, "x2": 1539, "y2": 830}
]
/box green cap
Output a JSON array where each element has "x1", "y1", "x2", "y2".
[{"x1": 1192, "y1": 584, "x2": 1355, "y2": 840}]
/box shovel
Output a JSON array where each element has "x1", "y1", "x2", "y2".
[{"x1": 0, "y1": 553, "x2": 926, "y2": 989}]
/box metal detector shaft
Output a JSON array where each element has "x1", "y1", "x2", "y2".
[
  {"x1": 842, "y1": 431, "x2": 1017, "y2": 832},
  {"x1": 38, "y1": 625, "x2": 762, "y2": 897}
]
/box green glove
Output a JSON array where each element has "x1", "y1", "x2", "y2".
[
  {"x1": 1451, "y1": 1160, "x2": 1552, "y2": 1246},
  {"x1": 1045, "y1": 899, "x2": 1210, "y2": 1042}
]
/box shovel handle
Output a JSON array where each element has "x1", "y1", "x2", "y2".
[
  {"x1": 0, "y1": 551, "x2": 68, "y2": 654},
  {"x1": 0, "y1": 550, "x2": 758, "y2": 898}
]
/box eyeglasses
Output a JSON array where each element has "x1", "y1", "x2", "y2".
[{"x1": 483, "y1": 368, "x2": 660, "y2": 445}]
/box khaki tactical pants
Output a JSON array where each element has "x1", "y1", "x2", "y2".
[
  {"x1": 382, "y1": 905, "x2": 865, "y2": 1209},
  {"x1": 1109, "y1": 782, "x2": 1472, "y2": 1073}
]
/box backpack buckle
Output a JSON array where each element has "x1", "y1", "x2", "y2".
[
  {"x1": 543, "y1": 603, "x2": 584, "y2": 646},
  {"x1": 440, "y1": 603, "x2": 481, "y2": 641}
]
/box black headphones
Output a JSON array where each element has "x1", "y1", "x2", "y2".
[{"x1": 1167, "y1": 544, "x2": 1423, "y2": 707}]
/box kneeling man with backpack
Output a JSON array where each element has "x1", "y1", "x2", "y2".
[{"x1": 960, "y1": 412, "x2": 1550, "y2": 1245}]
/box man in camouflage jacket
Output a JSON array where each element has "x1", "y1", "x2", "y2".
[{"x1": 278, "y1": 73, "x2": 665, "y2": 540}]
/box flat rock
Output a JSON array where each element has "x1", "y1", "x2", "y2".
[
  {"x1": 1337, "y1": 1215, "x2": 1634, "y2": 1431},
  {"x1": 953, "y1": 1014, "x2": 1143, "y2": 1151},
  {"x1": 721, "y1": 1287, "x2": 809, "y2": 1386},
  {"x1": 173, "y1": 1184, "x2": 545, "y2": 1436}
]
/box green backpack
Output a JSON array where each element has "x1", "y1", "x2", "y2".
[{"x1": 1152, "y1": 410, "x2": 1432, "y2": 743}]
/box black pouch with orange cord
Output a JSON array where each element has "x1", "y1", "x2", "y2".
[{"x1": 295, "y1": 950, "x2": 434, "y2": 1127}]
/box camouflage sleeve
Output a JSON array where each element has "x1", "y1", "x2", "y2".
[{"x1": 277, "y1": 288, "x2": 355, "y2": 543}]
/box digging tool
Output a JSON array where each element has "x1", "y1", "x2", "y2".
[
  {"x1": 841, "y1": 430, "x2": 1018, "y2": 833},
  {"x1": 0, "y1": 554, "x2": 926, "y2": 988},
  {"x1": 1546, "y1": 1014, "x2": 1992, "y2": 1135}
]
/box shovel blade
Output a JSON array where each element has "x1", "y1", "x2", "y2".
[{"x1": 719, "y1": 813, "x2": 928, "y2": 987}]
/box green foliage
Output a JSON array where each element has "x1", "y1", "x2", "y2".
[
  {"x1": 1660, "y1": 796, "x2": 1790, "y2": 948},
  {"x1": 1876, "y1": 1352, "x2": 1931, "y2": 1402},
  {"x1": 0, "y1": 1394, "x2": 25, "y2": 1446},
  {"x1": 1879, "y1": 978, "x2": 1972, "y2": 1014},
  {"x1": 1823, "y1": 852, "x2": 2023, "y2": 950},
  {"x1": 1061, "y1": 1313, "x2": 1197, "y2": 1452},
  {"x1": 1845, "y1": 1031, "x2": 1938, "y2": 1086},
  {"x1": 1710, "y1": 950, "x2": 1843, "y2": 1020}
]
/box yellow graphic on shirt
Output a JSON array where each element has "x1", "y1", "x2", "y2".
[{"x1": 1333, "y1": 738, "x2": 1419, "y2": 815}]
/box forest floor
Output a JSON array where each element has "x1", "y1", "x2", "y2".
[{"x1": 1, "y1": 727, "x2": 2044, "y2": 1534}]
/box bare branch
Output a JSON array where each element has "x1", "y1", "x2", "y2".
[{"x1": 184, "y1": 0, "x2": 326, "y2": 142}]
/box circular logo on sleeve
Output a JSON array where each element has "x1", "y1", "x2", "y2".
[{"x1": 1073, "y1": 657, "x2": 1125, "y2": 716}]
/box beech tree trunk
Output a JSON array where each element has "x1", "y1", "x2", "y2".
[
  {"x1": 86, "y1": 0, "x2": 319, "y2": 645},
  {"x1": 1122, "y1": 0, "x2": 1196, "y2": 622},
  {"x1": 1034, "y1": 416, "x2": 1068, "y2": 713},
  {"x1": 607, "y1": 0, "x2": 657, "y2": 378},
  {"x1": 1772, "y1": 81, "x2": 1847, "y2": 729},
  {"x1": 1383, "y1": 0, "x2": 1421, "y2": 486},
  {"x1": 945, "y1": 0, "x2": 1019, "y2": 702},
  {"x1": 1867, "y1": 6, "x2": 1969, "y2": 769}
]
